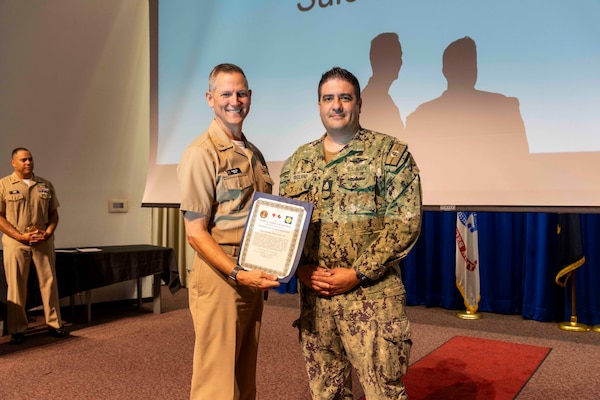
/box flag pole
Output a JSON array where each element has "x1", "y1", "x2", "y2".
[
  {"x1": 455, "y1": 212, "x2": 482, "y2": 320},
  {"x1": 456, "y1": 310, "x2": 482, "y2": 320},
  {"x1": 558, "y1": 273, "x2": 590, "y2": 332}
]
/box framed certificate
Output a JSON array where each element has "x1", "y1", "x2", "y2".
[{"x1": 238, "y1": 192, "x2": 314, "y2": 283}]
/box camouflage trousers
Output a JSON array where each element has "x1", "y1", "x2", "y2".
[{"x1": 297, "y1": 290, "x2": 412, "y2": 400}]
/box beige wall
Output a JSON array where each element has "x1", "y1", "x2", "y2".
[{"x1": 0, "y1": 0, "x2": 151, "y2": 248}]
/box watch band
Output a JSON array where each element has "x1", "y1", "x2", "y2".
[
  {"x1": 355, "y1": 271, "x2": 370, "y2": 284},
  {"x1": 228, "y1": 264, "x2": 243, "y2": 283}
]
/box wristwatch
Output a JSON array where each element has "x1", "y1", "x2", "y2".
[
  {"x1": 228, "y1": 264, "x2": 243, "y2": 284},
  {"x1": 355, "y1": 270, "x2": 370, "y2": 285}
]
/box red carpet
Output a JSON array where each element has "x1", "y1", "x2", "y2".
[{"x1": 402, "y1": 335, "x2": 551, "y2": 400}]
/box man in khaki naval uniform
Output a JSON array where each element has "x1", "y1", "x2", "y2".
[
  {"x1": 0, "y1": 147, "x2": 67, "y2": 345},
  {"x1": 177, "y1": 63, "x2": 280, "y2": 400},
  {"x1": 280, "y1": 67, "x2": 422, "y2": 399}
]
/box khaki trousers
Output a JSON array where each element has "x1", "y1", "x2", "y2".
[
  {"x1": 188, "y1": 253, "x2": 263, "y2": 400},
  {"x1": 2, "y1": 236, "x2": 62, "y2": 334}
]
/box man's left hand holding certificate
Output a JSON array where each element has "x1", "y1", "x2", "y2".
[{"x1": 238, "y1": 192, "x2": 313, "y2": 283}]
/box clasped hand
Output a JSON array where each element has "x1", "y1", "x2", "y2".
[
  {"x1": 25, "y1": 230, "x2": 47, "y2": 246},
  {"x1": 297, "y1": 264, "x2": 360, "y2": 297}
]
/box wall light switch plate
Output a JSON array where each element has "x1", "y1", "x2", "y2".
[{"x1": 108, "y1": 199, "x2": 128, "y2": 213}]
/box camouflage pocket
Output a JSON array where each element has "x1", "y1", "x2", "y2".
[
  {"x1": 337, "y1": 171, "x2": 377, "y2": 214},
  {"x1": 378, "y1": 315, "x2": 412, "y2": 382}
]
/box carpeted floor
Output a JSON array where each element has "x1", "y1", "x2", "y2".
[
  {"x1": 1, "y1": 287, "x2": 599, "y2": 399},
  {"x1": 403, "y1": 335, "x2": 551, "y2": 399}
]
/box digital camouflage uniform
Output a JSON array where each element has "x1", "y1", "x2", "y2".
[{"x1": 280, "y1": 128, "x2": 422, "y2": 400}]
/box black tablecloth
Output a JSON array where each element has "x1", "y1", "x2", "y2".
[{"x1": 0, "y1": 244, "x2": 181, "y2": 325}]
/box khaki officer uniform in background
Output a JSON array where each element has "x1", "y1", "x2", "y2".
[
  {"x1": 0, "y1": 172, "x2": 62, "y2": 334},
  {"x1": 280, "y1": 128, "x2": 422, "y2": 399},
  {"x1": 177, "y1": 119, "x2": 273, "y2": 399}
]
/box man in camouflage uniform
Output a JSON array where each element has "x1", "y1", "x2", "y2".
[{"x1": 279, "y1": 67, "x2": 422, "y2": 399}]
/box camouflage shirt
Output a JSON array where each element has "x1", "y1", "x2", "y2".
[{"x1": 280, "y1": 128, "x2": 422, "y2": 287}]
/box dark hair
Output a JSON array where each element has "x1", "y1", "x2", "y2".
[
  {"x1": 318, "y1": 67, "x2": 361, "y2": 101},
  {"x1": 11, "y1": 147, "x2": 30, "y2": 157},
  {"x1": 208, "y1": 63, "x2": 248, "y2": 92}
]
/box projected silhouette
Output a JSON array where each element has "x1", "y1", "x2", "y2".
[
  {"x1": 406, "y1": 36, "x2": 529, "y2": 155},
  {"x1": 360, "y1": 32, "x2": 404, "y2": 138}
]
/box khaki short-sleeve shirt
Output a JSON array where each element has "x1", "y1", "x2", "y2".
[
  {"x1": 177, "y1": 120, "x2": 273, "y2": 245},
  {"x1": 0, "y1": 172, "x2": 60, "y2": 234}
]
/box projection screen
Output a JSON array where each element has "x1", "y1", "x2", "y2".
[{"x1": 143, "y1": 0, "x2": 600, "y2": 211}]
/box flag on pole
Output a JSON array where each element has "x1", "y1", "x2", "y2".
[
  {"x1": 456, "y1": 211, "x2": 480, "y2": 313},
  {"x1": 555, "y1": 213, "x2": 585, "y2": 287}
]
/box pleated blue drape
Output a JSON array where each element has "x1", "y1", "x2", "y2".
[{"x1": 276, "y1": 212, "x2": 600, "y2": 325}]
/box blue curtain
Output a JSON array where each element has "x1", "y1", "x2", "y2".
[{"x1": 276, "y1": 212, "x2": 600, "y2": 326}]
